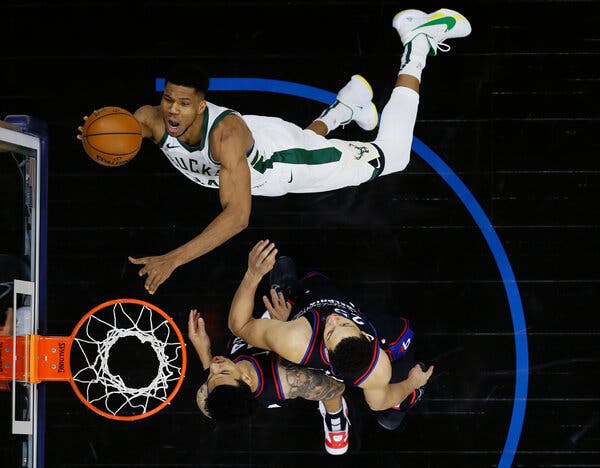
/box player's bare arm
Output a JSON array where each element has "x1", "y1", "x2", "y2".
[
  {"x1": 128, "y1": 114, "x2": 253, "y2": 294},
  {"x1": 278, "y1": 358, "x2": 345, "y2": 401},
  {"x1": 187, "y1": 309, "x2": 212, "y2": 369},
  {"x1": 133, "y1": 105, "x2": 165, "y2": 141},
  {"x1": 227, "y1": 239, "x2": 279, "y2": 340},
  {"x1": 361, "y1": 357, "x2": 434, "y2": 411},
  {"x1": 228, "y1": 240, "x2": 309, "y2": 362}
]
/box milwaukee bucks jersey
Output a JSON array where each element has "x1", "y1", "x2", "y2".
[{"x1": 158, "y1": 101, "x2": 384, "y2": 197}]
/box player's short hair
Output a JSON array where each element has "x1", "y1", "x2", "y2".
[
  {"x1": 205, "y1": 379, "x2": 256, "y2": 423},
  {"x1": 164, "y1": 64, "x2": 210, "y2": 96},
  {"x1": 329, "y1": 335, "x2": 373, "y2": 377}
]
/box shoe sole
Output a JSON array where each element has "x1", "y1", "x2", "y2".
[
  {"x1": 360, "y1": 102, "x2": 378, "y2": 131},
  {"x1": 438, "y1": 8, "x2": 469, "y2": 22},
  {"x1": 376, "y1": 410, "x2": 407, "y2": 431},
  {"x1": 339, "y1": 74, "x2": 378, "y2": 130},
  {"x1": 352, "y1": 74, "x2": 373, "y2": 98},
  {"x1": 325, "y1": 445, "x2": 349, "y2": 455}
]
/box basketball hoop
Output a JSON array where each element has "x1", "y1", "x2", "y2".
[{"x1": 0, "y1": 298, "x2": 187, "y2": 421}]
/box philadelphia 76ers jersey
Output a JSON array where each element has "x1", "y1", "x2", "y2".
[{"x1": 226, "y1": 335, "x2": 287, "y2": 405}]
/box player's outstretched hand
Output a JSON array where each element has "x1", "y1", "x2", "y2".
[
  {"x1": 247, "y1": 239, "x2": 277, "y2": 279},
  {"x1": 262, "y1": 288, "x2": 292, "y2": 321},
  {"x1": 188, "y1": 309, "x2": 212, "y2": 360},
  {"x1": 76, "y1": 108, "x2": 106, "y2": 140},
  {"x1": 128, "y1": 254, "x2": 179, "y2": 295},
  {"x1": 76, "y1": 115, "x2": 88, "y2": 141},
  {"x1": 408, "y1": 363, "x2": 434, "y2": 389}
]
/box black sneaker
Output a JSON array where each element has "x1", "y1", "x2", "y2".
[
  {"x1": 269, "y1": 256, "x2": 299, "y2": 301},
  {"x1": 375, "y1": 387, "x2": 425, "y2": 431}
]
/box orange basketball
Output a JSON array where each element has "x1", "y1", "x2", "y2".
[{"x1": 81, "y1": 107, "x2": 142, "y2": 167}]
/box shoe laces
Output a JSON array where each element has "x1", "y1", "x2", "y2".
[
  {"x1": 436, "y1": 40, "x2": 451, "y2": 53},
  {"x1": 425, "y1": 34, "x2": 451, "y2": 53},
  {"x1": 335, "y1": 100, "x2": 355, "y2": 127},
  {"x1": 410, "y1": 32, "x2": 451, "y2": 54}
]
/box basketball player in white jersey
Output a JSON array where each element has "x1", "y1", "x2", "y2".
[{"x1": 81, "y1": 8, "x2": 472, "y2": 295}]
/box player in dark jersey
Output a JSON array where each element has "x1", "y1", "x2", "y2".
[
  {"x1": 188, "y1": 309, "x2": 351, "y2": 455},
  {"x1": 228, "y1": 240, "x2": 434, "y2": 430}
]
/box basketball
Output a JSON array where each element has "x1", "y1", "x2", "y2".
[{"x1": 81, "y1": 107, "x2": 142, "y2": 167}]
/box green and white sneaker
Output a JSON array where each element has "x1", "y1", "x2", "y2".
[
  {"x1": 323, "y1": 74, "x2": 378, "y2": 131},
  {"x1": 393, "y1": 8, "x2": 472, "y2": 55}
]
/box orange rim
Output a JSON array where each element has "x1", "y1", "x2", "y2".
[{"x1": 67, "y1": 298, "x2": 187, "y2": 421}]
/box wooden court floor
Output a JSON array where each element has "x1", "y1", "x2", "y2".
[{"x1": 1, "y1": 1, "x2": 599, "y2": 466}]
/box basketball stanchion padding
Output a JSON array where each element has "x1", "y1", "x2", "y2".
[{"x1": 0, "y1": 298, "x2": 187, "y2": 421}]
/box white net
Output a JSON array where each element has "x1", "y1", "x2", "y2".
[{"x1": 70, "y1": 301, "x2": 184, "y2": 418}]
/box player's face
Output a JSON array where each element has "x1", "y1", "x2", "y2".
[
  {"x1": 195, "y1": 356, "x2": 243, "y2": 418},
  {"x1": 323, "y1": 313, "x2": 362, "y2": 350},
  {"x1": 160, "y1": 82, "x2": 205, "y2": 137},
  {"x1": 205, "y1": 356, "x2": 243, "y2": 392}
]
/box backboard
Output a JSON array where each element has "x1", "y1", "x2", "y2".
[{"x1": 0, "y1": 116, "x2": 48, "y2": 468}]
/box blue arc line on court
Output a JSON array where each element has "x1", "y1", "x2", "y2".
[
  {"x1": 156, "y1": 76, "x2": 529, "y2": 467},
  {"x1": 156, "y1": 77, "x2": 336, "y2": 104},
  {"x1": 412, "y1": 139, "x2": 528, "y2": 468}
]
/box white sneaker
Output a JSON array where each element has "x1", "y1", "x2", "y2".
[
  {"x1": 335, "y1": 75, "x2": 379, "y2": 131},
  {"x1": 318, "y1": 397, "x2": 350, "y2": 455},
  {"x1": 393, "y1": 8, "x2": 472, "y2": 55}
]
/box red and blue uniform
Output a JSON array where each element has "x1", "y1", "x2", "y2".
[
  {"x1": 225, "y1": 335, "x2": 288, "y2": 405},
  {"x1": 290, "y1": 272, "x2": 416, "y2": 386}
]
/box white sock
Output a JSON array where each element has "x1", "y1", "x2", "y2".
[
  {"x1": 399, "y1": 34, "x2": 430, "y2": 82},
  {"x1": 316, "y1": 100, "x2": 353, "y2": 133}
]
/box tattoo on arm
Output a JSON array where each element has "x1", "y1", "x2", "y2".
[{"x1": 279, "y1": 358, "x2": 345, "y2": 401}]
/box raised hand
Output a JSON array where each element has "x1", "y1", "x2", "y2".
[
  {"x1": 247, "y1": 239, "x2": 277, "y2": 279},
  {"x1": 188, "y1": 309, "x2": 212, "y2": 366},
  {"x1": 128, "y1": 254, "x2": 179, "y2": 295},
  {"x1": 408, "y1": 363, "x2": 434, "y2": 388},
  {"x1": 262, "y1": 288, "x2": 292, "y2": 321}
]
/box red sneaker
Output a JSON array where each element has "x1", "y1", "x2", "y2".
[{"x1": 318, "y1": 396, "x2": 350, "y2": 455}]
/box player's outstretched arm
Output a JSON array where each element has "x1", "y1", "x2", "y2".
[
  {"x1": 228, "y1": 240, "x2": 302, "y2": 360},
  {"x1": 133, "y1": 105, "x2": 164, "y2": 140},
  {"x1": 188, "y1": 309, "x2": 212, "y2": 370},
  {"x1": 363, "y1": 362, "x2": 434, "y2": 411},
  {"x1": 228, "y1": 239, "x2": 277, "y2": 337},
  {"x1": 129, "y1": 114, "x2": 253, "y2": 294}
]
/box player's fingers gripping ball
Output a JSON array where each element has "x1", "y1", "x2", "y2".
[{"x1": 81, "y1": 107, "x2": 142, "y2": 167}]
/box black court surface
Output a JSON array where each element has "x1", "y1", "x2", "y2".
[{"x1": 1, "y1": 1, "x2": 599, "y2": 467}]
